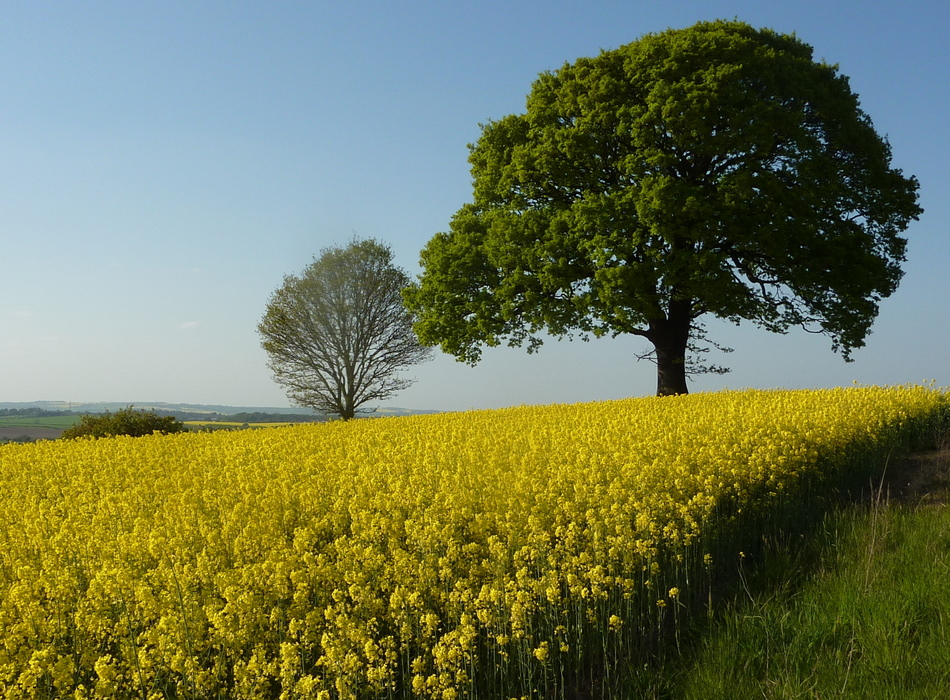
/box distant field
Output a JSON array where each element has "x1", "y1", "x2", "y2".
[
  {"x1": 0, "y1": 427, "x2": 63, "y2": 441},
  {"x1": 0, "y1": 415, "x2": 79, "y2": 430},
  {"x1": 0, "y1": 416, "x2": 295, "y2": 441},
  {"x1": 0, "y1": 415, "x2": 79, "y2": 441}
]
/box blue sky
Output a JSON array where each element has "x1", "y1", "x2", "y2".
[{"x1": 1, "y1": 1, "x2": 947, "y2": 411}]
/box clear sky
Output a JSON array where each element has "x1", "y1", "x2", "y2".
[{"x1": 1, "y1": 0, "x2": 947, "y2": 412}]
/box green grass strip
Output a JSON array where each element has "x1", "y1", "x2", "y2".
[{"x1": 670, "y1": 481, "x2": 950, "y2": 698}]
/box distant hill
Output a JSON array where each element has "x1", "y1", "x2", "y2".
[
  {"x1": 0, "y1": 401, "x2": 439, "y2": 418},
  {"x1": 0, "y1": 401, "x2": 441, "y2": 443}
]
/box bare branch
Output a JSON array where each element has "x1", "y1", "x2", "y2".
[{"x1": 258, "y1": 238, "x2": 434, "y2": 419}]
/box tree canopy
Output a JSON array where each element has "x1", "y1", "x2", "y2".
[
  {"x1": 404, "y1": 20, "x2": 921, "y2": 396},
  {"x1": 259, "y1": 238, "x2": 433, "y2": 420}
]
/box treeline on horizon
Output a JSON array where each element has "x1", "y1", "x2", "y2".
[
  {"x1": 0, "y1": 407, "x2": 74, "y2": 418},
  {"x1": 185, "y1": 411, "x2": 328, "y2": 424},
  {"x1": 0, "y1": 407, "x2": 326, "y2": 424}
]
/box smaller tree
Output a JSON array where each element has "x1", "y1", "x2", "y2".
[
  {"x1": 61, "y1": 406, "x2": 186, "y2": 439},
  {"x1": 258, "y1": 238, "x2": 433, "y2": 420}
]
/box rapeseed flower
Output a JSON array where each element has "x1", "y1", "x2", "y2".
[{"x1": 0, "y1": 386, "x2": 943, "y2": 698}]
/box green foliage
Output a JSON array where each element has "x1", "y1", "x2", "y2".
[
  {"x1": 60, "y1": 406, "x2": 186, "y2": 440},
  {"x1": 405, "y1": 20, "x2": 922, "y2": 396}
]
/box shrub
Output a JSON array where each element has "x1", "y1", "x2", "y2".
[{"x1": 60, "y1": 406, "x2": 185, "y2": 439}]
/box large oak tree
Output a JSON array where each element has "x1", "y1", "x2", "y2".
[
  {"x1": 259, "y1": 239, "x2": 432, "y2": 419},
  {"x1": 404, "y1": 20, "x2": 921, "y2": 396}
]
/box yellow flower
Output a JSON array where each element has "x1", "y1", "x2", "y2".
[{"x1": 0, "y1": 385, "x2": 943, "y2": 698}]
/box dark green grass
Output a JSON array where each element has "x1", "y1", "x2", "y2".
[{"x1": 655, "y1": 486, "x2": 950, "y2": 698}]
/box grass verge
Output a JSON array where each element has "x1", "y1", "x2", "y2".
[{"x1": 657, "y1": 449, "x2": 950, "y2": 699}]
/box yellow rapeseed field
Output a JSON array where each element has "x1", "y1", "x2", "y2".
[{"x1": 0, "y1": 387, "x2": 945, "y2": 699}]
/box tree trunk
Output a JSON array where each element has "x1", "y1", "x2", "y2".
[
  {"x1": 653, "y1": 340, "x2": 689, "y2": 396},
  {"x1": 648, "y1": 298, "x2": 692, "y2": 397},
  {"x1": 340, "y1": 392, "x2": 356, "y2": 420}
]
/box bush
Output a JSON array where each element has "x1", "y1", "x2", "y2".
[{"x1": 60, "y1": 406, "x2": 186, "y2": 440}]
